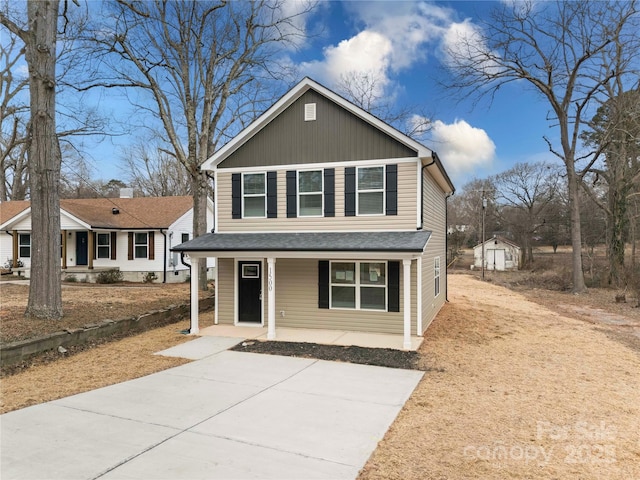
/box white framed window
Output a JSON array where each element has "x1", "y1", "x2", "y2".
[
  {"x1": 181, "y1": 233, "x2": 189, "y2": 243},
  {"x1": 357, "y1": 166, "x2": 384, "y2": 215},
  {"x1": 243, "y1": 172, "x2": 266, "y2": 218},
  {"x1": 330, "y1": 261, "x2": 387, "y2": 310},
  {"x1": 134, "y1": 232, "x2": 148, "y2": 259},
  {"x1": 97, "y1": 233, "x2": 111, "y2": 259},
  {"x1": 242, "y1": 264, "x2": 260, "y2": 278},
  {"x1": 434, "y1": 256, "x2": 441, "y2": 297},
  {"x1": 298, "y1": 169, "x2": 323, "y2": 217},
  {"x1": 19, "y1": 233, "x2": 31, "y2": 258}
]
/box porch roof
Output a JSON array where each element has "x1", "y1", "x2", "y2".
[{"x1": 173, "y1": 230, "x2": 431, "y2": 254}]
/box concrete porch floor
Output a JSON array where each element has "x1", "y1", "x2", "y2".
[{"x1": 198, "y1": 324, "x2": 424, "y2": 351}]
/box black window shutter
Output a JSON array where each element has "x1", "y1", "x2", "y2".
[
  {"x1": 386, "y1": 164, "x2": 398, "y2": 216},
  {"x1": 232, "y1": 173, "x2": 241, "y2": 219},
  {"x1": 286, "y1": 170, "x2": 297, "y2": 218},
  {"x1": 267, "y1": 171, "x2": 277, "y2": 218},
  {"x1": 324, "y1": 168, "x2": 335, "y2": 217},
  {"x1": 345, "y1": 167, "x2": 356, "y2": 216},
  {"x1": 318, "y1": 260, "x2": 329, "y2": 309},
  {"x1": 388, "y1": 261, "x2": 400, "y2": 312}
]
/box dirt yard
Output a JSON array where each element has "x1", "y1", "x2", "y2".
[{"x1": 1, "y1": 275, "x2": 639, "y2": 478}]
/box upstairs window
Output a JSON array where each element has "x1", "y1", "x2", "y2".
[
  {"x1": 357, "y1": 166, "x2": 384, "y2": 215},
  {"x1": 97, "y1": 233, "x2": 111, "y2": 259},
  {"x1": 19, "y1": 233, "x2": 31, "y2": 258},
  {"x1": 298, "y1": 170, "x2": 323, "y2": 216},
  {"x1": 243, "y1": 173, "x2": 266, "y2": 218},
  {"x1": 181, "y1": 233, "x2": 189, "y2": 243}
]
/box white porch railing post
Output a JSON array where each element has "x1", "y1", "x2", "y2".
[
  {"x1": 267, "y1": 257, "x2": 276, "y2": 340},
  {"x1": 403, "y1": 259, "x2": 412, "y2": 350},
  {"x1": 190, "y1": 257, "x2": 199, "y2": 334}
]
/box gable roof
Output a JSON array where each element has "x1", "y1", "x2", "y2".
[
  {"x1": 0, "y1": 200, "x2": 30, "y2": 225},
  {"x1": 473, "y1": 235, "x2": 521, "y2": 250},
  {"x1": 1, "y1": 196, "x2": 195, "y2": 230},
  {"x1": 202, "y1": 77, "x2": 454, "y2": 194}
]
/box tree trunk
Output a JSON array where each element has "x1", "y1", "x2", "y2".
[
  {"x1": 24, "y1": 0, "x2": 63, "y2": 319},
  {"x1": 567, "y1": 169, "x2": 587, "y2": 292},
  {"x1": 191, "y1": 170, "x2": 209, "y2": 290},
  {"x1": 607, "y1": 186, "x2": 627, "y2": 286}
]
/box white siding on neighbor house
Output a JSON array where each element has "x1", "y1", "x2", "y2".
[
  {"x1": 0, "y1": 232, "x2": 15, "y2": 268},
  {"x1": 473, "y1": 240, "x2": 520, "y2": 270},
  {"x1": 215, "y1": 160, "x2": 418, "y2": 232},
  {"x1": 214, "y1": 257, "x2": 418, "y2": 335},
  {"x1": 421, "y1": 169, "x2": 448, "y2": 334}
]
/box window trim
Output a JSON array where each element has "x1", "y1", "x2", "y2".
[
  {"x1": 356, "y1": 166, "x2": 385, "y2": 216},
  {"x1": 19, "y1": 233, "x2": 31, "y2": 258},
  {"x1": 97, "y1": 232, "x2": 111, "y2": 259},
  {"x1": 329, "y1": 260, "x2": 388, "y2": 311},
  {"x1": 297, "y1": 169, "x2": 324, "y2": 217},
  {"x1": 181, "y1": 233, "x2": 190, "y2": 244},
  {"x1": 434, "y1": 256, "x2": 441, "y2": 297},
  {"x1": 242, "y1": 172, "x2": 267, "y2": 218},
  {"x1": 134, "y1": 232, "x2": 148, "y2": 259}
]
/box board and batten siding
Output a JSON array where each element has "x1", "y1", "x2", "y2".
[
  {"x1": 217, "y1": 90, "x2": 417, "y2": 169},
  {"x1": 216, "y1": 161, "x2": 418, "y2": 232},
  {"x1": 421, "y1": 169, "x2": 448, "y2": 333}
]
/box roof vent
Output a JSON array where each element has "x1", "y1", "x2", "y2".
[
  {"x1": 112, "y1": 208, "x2": 120, "y2": 215},
  {"x1": 304, "y1": 103, "x2": 316, "y2": 121}
]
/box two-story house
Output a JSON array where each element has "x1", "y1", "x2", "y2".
[{"x1": 174, "y1": 78, "x2": 454, "y2": 349}]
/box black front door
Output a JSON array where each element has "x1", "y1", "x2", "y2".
[
  {"x1": 238, "y1": 261, "x2": 261, "y2": 323},
  {"x1": 76, "y1": 231, "x2": 88, "y2": 266}
]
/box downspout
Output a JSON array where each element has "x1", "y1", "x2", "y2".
[
  {"x1": 419, "y1": 152, "x2": 437, "y2": 230},
  {"x1": 160, "y1": 229, "x2": 167, "y2": 284},
  {"x1": 445, "y1": 192, "x2": 454, "y2": 302}
]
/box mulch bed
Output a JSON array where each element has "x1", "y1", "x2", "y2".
[{"x1": 231, "y1": 340, "x2": 421, "y2": 370}]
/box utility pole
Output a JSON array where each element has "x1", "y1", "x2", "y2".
[{"x1": 482, "y1": 192, "x2": 487, "y2": 280}]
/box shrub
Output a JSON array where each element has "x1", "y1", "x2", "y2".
[
  {"x1": 96, "y1": 269, "x2": 124, "y2": 284},
  {"x1": 143, "y1": 271, "x2": 158, "y2": 283},
  {"x1": 65, "y1": 275, "x2": 78, "y2": 283}
]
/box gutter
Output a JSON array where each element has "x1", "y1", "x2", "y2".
[
  {"x1": 418, "y1": 152, "x2": 437, "y2": 230},
  {"x1": 445, "y1": 192, "x2": 454, "y2": 302}
]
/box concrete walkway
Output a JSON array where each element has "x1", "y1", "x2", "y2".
[{"x1": 1, "y1": 339, "x2": 423, "y2": 480}]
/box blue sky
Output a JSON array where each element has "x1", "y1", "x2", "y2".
[{"x1": 85, "y1": 1, "x2": 561, "y2": 190}]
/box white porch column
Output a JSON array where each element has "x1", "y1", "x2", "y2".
[
  {"x1": 403, "y1": 259, "x2": 412, "y2": 350},
  {"x1": 416, "y1": 258, "x2": 422, "y2": 335},
  {"x1": 190, "y1": 257, "x2": 199, "y2": 334},
  {"x1": 267, "y1": 257, "x2": 276, "y2": 340}
]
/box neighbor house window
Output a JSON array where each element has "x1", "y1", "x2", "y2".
[
  {"x1": 181, "y1": 233, "x2": 189, "y2": 243},
  {"x1": 357, "y1": 166, "x2": 384, "y2": 215},
  {"x1": 434, "y1": 256, "x2": 441, "y2": 297},
  {"x1": 97, "y1": 233, "x2": 111, "y2": 259},
  {"x1": 298, "y1": 170, "x2": 323, "y2": 216},
  {"x1": 19, "y1": 234, "x2": 31, "y2": 258},
  {"x1": 243, "y1": 173, "x2": 266, "y2": 217},
  {"x1": 134, "y1": 232, "x2": 148, "y2": 258},
  {"x1": 330, "y1": 261, "x2": 387, "y2": 310}
]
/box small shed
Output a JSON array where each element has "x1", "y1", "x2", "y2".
[{"x1": 473, "y1": 236, "x2": 520, "y2": 271}]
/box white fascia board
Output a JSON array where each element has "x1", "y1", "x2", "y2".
[
  {"x1": 187, "y1": 250, "x2": 422, "y2": 261},
  {"x1": 201, "y1": 77, "x2": 433, "y2": 171},
  {"x1": 60, "y1": 209, "x2": 92, "y2": 230},
  {"x1": 422, "y1": 157, "x2": 455, "y2": 195},
  {"x1": 0, "y1": 207, "x2": 31, "y2": 230}
]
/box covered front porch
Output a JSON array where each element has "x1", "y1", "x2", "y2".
[{"x1": 175, "y1": 231, "x2": 432, "y2": 351}]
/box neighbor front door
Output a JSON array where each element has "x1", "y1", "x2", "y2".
[
  {"x1": 76, "y1": 231, "x2": 88, "y2": 266},
  {"x1": 238, "y1": 261, "x2": 262, "y2": 323}
]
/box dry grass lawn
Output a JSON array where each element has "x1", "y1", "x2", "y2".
[
  {"x1": 1, "y1": 275, "x2": 639, "y2": 479},
  {"x1": 359, "y1": 275, "x2": 640, "y2": 480}
]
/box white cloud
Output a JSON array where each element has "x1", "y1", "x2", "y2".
[{"x1": 430, "y1": 119, "x2": 496, "y2": 176}]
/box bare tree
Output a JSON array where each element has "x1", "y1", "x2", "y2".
[
  {"x1": 493, "y1": 162, "x2": 560, "y2": 267},
  {"x1": 0, "y1": 30, "x2": 29, "y2": 200},
  {"x1": 443, "y1": 0, "x2": 640, "y2": 292},
  {"x1": 121, "y1": 140, "x2": 192, "y2": 197},
  {"x1": 1, "y1": 0, "x2": 64, "y2": 319},
  {"x1": 336, "y1": 70, "x2": 432, "y2": 138},
  {"x1": 82, "y1": 0, "x2": 313, "y2": 288}
]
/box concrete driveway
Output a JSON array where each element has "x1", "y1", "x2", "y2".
[{"x1": 1, "y1": 342, "x2": 423, "y2": 480}]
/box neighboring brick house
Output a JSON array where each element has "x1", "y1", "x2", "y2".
[
  {"x1": 0, "y1": 194, "x2": 214, "y2": 283},
  {"x1": 174, "y1": 78, "x2": 455, "y2": 348}
]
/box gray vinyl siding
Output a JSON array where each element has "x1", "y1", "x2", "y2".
[
  {"x1": 217, "y1": 258, "x2": 235, "y2": 325},
  {"x1": 421, "y1": 170, "x2": 447, "y2": 333},
  {"x1": 217, "y1": 162, "x2": 418, "y2": 232},
  {"x1": 218, "y1": 90, "x2": 417, "y2": 169}
]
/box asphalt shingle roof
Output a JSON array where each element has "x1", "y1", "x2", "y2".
[{"x1": 173, "y1": 230, "x2": 432, "y2": 253}]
